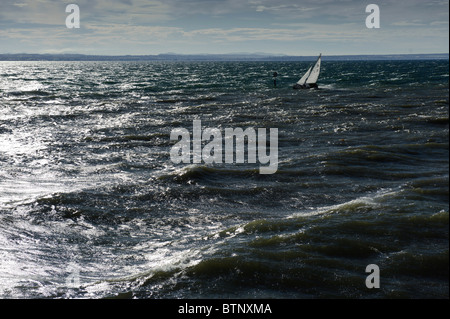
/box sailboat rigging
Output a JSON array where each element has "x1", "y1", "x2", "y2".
[{"x1": 293, "y1": 54, "x2": 322, "y2": 90}]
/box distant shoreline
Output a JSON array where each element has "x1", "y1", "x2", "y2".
[{"x1": 0, "y1": 53, "x2": 448, "y2": 62}]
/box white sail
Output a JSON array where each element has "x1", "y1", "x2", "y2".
[
  {"x1": 297, "y1": 67, "x2": 312, "y2": 85},
  {"x1": 306, "y1": 54, "x2": 321, "y2": 84}
]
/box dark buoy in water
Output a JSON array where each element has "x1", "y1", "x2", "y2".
[{"x1": 273, "y1": 72, "x2": 278, "y2": 87}]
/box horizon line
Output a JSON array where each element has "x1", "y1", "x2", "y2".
[
  {"x1": 1, "y1": 52, "x2": 448, "y2": 56},
  {"x1": 0, "y1": 52, "x2": 448, "y2": 62}
]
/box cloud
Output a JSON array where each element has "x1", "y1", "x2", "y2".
[
  {"x1": 0, "y1": 0, "x2": 172, "y2": 25},
  {"x1": 160, "y1": 0, "x2": 251, "y2": 16},
  {"x1": 0, "y1": 0, "x2": 448, "y2": 54},
  {"x1": 391, "y1": 21, "x2": 427, "y2": 27},
  {"x1": 184, "y1": 25, "x2": 365, "y2": 43},
  {"x1": 13, "y1": 3, "x2": 28, "y2": 7},
  {"x1": 256, "y1": 4, "x2": 317, "y2": 13}
]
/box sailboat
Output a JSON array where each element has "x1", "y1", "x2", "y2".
[{"x1": 293, "y1": 54, "x2": 321, "y2": 89}]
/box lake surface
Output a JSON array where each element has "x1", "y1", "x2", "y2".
[{"x1": 0, "y1": 60, "x2": 448, "y2": 298}]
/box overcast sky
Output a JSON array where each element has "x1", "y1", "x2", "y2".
[{"x1": 0, "y1": 0, "x2": 448, "y2": 55}]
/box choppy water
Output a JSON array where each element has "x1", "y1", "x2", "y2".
[{"x1": 0, "y1": 60, "x2": 448, "y2": 299}]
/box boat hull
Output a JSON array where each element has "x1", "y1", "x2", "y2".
[{"x1": 293, "y1": 83, "x2": 319, "y2": 90}]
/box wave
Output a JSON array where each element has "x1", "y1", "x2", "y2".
[
  {"x1": 1, "y1": 60, "x2": 448, "y2": 299},
  {"x1": 2, "y1": 181, "x2": 447, "y2": 298},
  {"x1": 323, "y1": 143, "x2": 448, "y2": 175},
  {"x1": 158, "y1": 164, "x2": 261, "y2": 183}
]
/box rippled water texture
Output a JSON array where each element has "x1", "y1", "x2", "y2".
[{"x1": 0, "y1": 60, "x2": 448, "y2": 298}]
